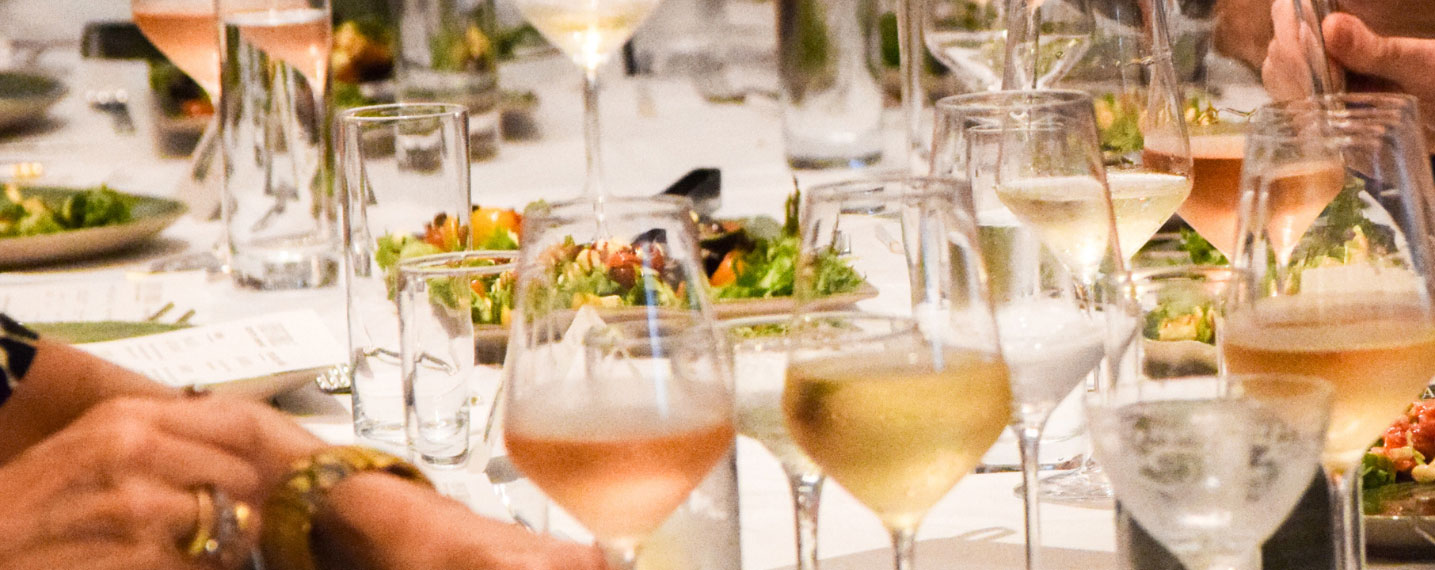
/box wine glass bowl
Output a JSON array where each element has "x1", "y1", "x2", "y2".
[
  {"x1": 922, "y1": 0, "x2": 1093, "y2": 93},
  {"x1": 1088, "y1": 374, "x2": 1333, "y2": 570},
  {"x1": 1222, "y1": 92, "x2": 1435, "y2": 570}
]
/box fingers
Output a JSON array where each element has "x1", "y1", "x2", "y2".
[
  {"x1": 43, "y1": 479, "x2": 195, "y2": 543},
  {"x1": 1322, "y1": 12, "x2": 1435, "y2": 82}
]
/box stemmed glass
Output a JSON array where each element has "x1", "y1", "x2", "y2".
[
  {"x1": 795, "y1": 175, "x2": 1011, "y2": 570},
  {"x1": 921, "y1": 0, "x2": 1092, "y2": 93},
  {"x1": 510, "y1": 0, "x2": 661, "y2": 199},
  {"x1": 501, "y1": 196, "x2": 731, "y2": 569},
  {"x1": 1088, "y1": 374, "x2": 1333, "y2": 570},
  {"x1": 931, "y1": 90, "x2": 1137, "y2": 568},
  {"x1": 1222, "y1": 93, "x2": 1435, "y2": 570}
]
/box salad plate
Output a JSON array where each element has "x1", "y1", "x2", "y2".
[{"x1": 0, "y1": 187, "x2": 187, "y2": 267}]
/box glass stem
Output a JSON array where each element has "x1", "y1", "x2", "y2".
[
  {"x1": 582, "y1": 65, "x2": 606, "y2": 200},
  {"x1": 1327, "y1": 471, "x2": 1363, "y2": 570},
  {"x1": 786, "y1": 470, "x2": 825, "y2": 570},
  {"x1": 895, "y1": 0, "x2": 924, "y2": 172},
  {"x1": 890, "y1": 525, "x2": 917, "y2": 570},
  {"x1": 1018, "y1": 426, "x2": 1044, "y2": 570}
]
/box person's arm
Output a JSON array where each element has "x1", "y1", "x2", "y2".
[
  {"x1": 0, "y1": 314, "x2": 181, "y2": 463},
  {"x1": 312, "y1": 472, "x2": 608, "y2": 570}
]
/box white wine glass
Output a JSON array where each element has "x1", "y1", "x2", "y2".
[
  {"x1": 500, "y1": 196, "x2": 730, "y2": 569},
  {"x1": 1223, "y1": 93, "x2": 1435, "y2": 570},
  {"x1": 1055, "y1": 0, "x2": 1194, "y2": 264},
  {"x1": 510, "y1": 0, "x2": 661, "y2": 199},
  {"x1": 931, "y1": 90, "x2": 1137, "y2": 568},
  {"x1": 931, "y1": 89, "x2": 1128, "y2": 503},
  {"x1": 795, "y1": 175, "x2": 1011, "y2": 570},
  {"x1": 1088, "y1": 374, "x2": 1333, "y2": 570},
  {"x1": 921, "y1": 0, "x2": 1092, "y2": 93}
]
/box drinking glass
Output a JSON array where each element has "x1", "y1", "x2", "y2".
[
  {"x1": 722, "y1": 312, "x2": 914, "y2": 570},
  {"x1": 510, "y1": 0, "x2": 662, "y2": 198},
  {"x1": 1053, "y1": 0, "x2": 1194, "y2": 264},
  {"x1": 339, "y1": 103, "x2": 472, "y2": 444},
  {"x1": 501, "y1": 195, "x2": 729, "y2": 568},
  {"x1": 1223, "y1": 93, "x2": 1435, "y2": 570},
  {"x1": 1089, "y1": 374, "x2": 1332, "y2": 570},
  {"x1": 796, "y1": 175, "x2": 1010, "y2": 570},
  {"x1": 397, "y1": 251, "x2": 514, "y2": 467},
  {"x1": 218, "y1": 0, "x2": 338, "y2": 289},
  {"x1": 1130, "y1": 265, "x2": 1231, "y2": 380},
  {"x1": 931, "y1": 89, "x2": 1127, "y2": 503},
  {"x1": 921, "y1": 0, "x2": 1091, "y2": 93},
  {"x1": 931, "y1": 91, "x2": 1138, "y2": 567}
]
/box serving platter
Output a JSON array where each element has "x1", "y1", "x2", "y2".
[{"x1": 0, "y1": 187, "x2": 187, "y2": 267}]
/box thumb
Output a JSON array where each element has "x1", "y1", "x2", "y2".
[{"x1": 1323, "y1": 13, "x2": 1435, "y2": 82}]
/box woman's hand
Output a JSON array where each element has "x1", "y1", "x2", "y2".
[
  {"x1": 315, "y1": 472, "x2": 609, "y2": 570},
  {"x1": 0, "y1": 396, "x2": 326, "y2": 570}
]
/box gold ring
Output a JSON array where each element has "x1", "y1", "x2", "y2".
[{"x1": 181, "y1": 487, "x2": 217, "y2": 559}]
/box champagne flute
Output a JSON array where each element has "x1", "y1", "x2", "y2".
[
  {"x1": 510, "y1": 0, "x2": 661, "y2": 199},
  {"x1": 1089, "y1": 374, "x2": 1333, "y2": 570},
  {"x1": 1056, "y1": 0, "x2": 1194, "y2": 264},
  {"x1": 921, "y1": 0, "x2": 1092, "y2": 93},
  {"x1": 723, "y1": 313, "x2": 918, "y2": 570},
  {"x1": 1223, "y1": 93, "x2": 1435, "y2": 570},
  {"x1": 931, "y1": 92, "x2": 1137, "y2": 568},
  {"x1": 501, "y1": 196, "x2": 730, "y2": 569},
  {"x1": 796, "y1": 175, "x2": 1011, "y2": 570}
]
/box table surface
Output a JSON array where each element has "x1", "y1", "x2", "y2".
[{"x1": 2, "y1": 44, "x2": 1432, "y2": 570}]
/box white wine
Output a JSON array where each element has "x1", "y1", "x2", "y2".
[
  {"x1": 515, "y1": 0, "x2": 660, "y2": 69},
  {"x1": 996, "y1": 172, "x2": 1190, "y2": 273},
  {"x1": 1224, "y1": 297, "x2": 1435, "y2": 472},
  {"x1": 784, "y1": 348, "x2": 1011, "y2": 529}
]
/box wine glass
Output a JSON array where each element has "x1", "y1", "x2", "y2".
[
  {"x1": 1053, "y1": 0, "x2": 1194, "y2": 263},
  {"x1": 921, "y1": 0, "x2": 1092, "y2": 93},
  {"x1": 931, "y1": 89, "x2": 1131, "y2": 504},
  {"x1": 501, "y1": 196, "x2": 730, "y2": 568},
  {"x1": 1223, "y1": 93, "x2": 1435, "y2": 570},
  {"x1": 931, "y1": 91, "x2": 1137, "y2": 568},
  {"x1": 1088, "y1": 374, "x2": 1333, "y2": 570},
  {"x1": 510, "y1": 0, "x2": 661, "y2": 199},
  {"x1": 795, "y1": 175, "x2": 1011, "y2": 570},
  {"x1": 721, "y1": 312, "x2": 913, "y2": 570}
]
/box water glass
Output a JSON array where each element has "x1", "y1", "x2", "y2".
[
  {"x1": 1129, "y1": 265, "x2": 1232, "y2": 381},
  {"x1": 397, "y1": 251, "x2": 512, "y2": 467},
  {"x1": 393, "y1": 0, "x2": 501, "y2": 160},
  {"x1": 218, "y1": 0, "x2": 338, "y2": 289},
  {"x1": 339, "y1": 102, "x2": 472, "y2": 444},
  {"x1": 776, "y1": 0, "x2": 883, "y2": 169}
]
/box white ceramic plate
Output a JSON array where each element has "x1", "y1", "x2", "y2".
[
  {"x1": 0, "y1": 187, "x2": 187, "y2": 267},
  {"x1": 0, "y1": 71, "x2": 65, "y2": 131}
]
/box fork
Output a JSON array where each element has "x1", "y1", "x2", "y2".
[{"x1": 85, "y1": 89, "x2": 136, "y2": 134}]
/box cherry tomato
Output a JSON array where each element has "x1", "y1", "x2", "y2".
[{"x1": 471, "y1": 207, "x2": 522, "y2": 242}]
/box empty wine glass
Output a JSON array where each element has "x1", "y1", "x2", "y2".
[
  {"x1": 1089, "y1": 374, "x2": 1333, "y2": 570},
  {"x1": 922, "y1": 0, "x2": 1092, "y2": 93},
  {"x1": 1223, "y1": 93, "x2": 1435, "y2": 570}
]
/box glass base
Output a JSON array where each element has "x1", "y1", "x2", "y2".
[
  {"x1": 230, "y1": 251, "x2": 338, "y2": 290},
  {"x1": 787, "y1": 151, "x2": 883, "y2": 170},
  {"x1": 1023, "y1": 459, "x2": 1113, "y2": 503}
]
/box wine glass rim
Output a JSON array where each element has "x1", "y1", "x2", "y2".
[
  {"x1": 719, "y1": 312, "x2": 924, "y2": 349},
  {"x1": 523, "y1": 195, "x2": 695, "y2": 223},
  {"x1": 396, "y1": 250, "x2": 516, "y2": 278},
  {"x1": 1095, "y1": 373, "x2": 1334, "y2": 406},
  {"x1": 1129, "y1": 264, "x2": 1236, "y2": 283},
  {"x1": 1247, "y1": 93, "x2": 1419, "y2": 140},
  {"x1": 804, "y1": 173, "x2": 964, "y2": 204},
  {"x1": 934, "y1": 89, "x2": 1094, "y2": 113},
  {"x1": 339, "y1": 102, "x2": 469, "y2": 122}
]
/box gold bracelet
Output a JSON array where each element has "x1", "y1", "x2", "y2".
[{"x1": 261, "y1": 446, "x2": 433, "y2": 570}]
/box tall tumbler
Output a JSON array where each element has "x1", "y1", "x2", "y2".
[
  {"x1": 397, "y1": 251, "x2": 513, "y2": 467},
  {"x1": 393, "y1": 0, "x2": 501, "y2": 160},
  {"x1": 776, "y1": 0, "x2": 883, "y2": 169},
  {"x1": 218, "y1": 0, "x2": 340, "y2": 289},
  {"x1": 340, "y1": 103, "x2": 472, "y2": 445}
]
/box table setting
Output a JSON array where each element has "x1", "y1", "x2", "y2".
[{"x1": 5, "y1": 0, "x2": 1435, "y2": 568}]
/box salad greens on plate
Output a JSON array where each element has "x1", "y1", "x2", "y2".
[{"x1": 0, "y1": 184, "x2": 134, "y2": 238}]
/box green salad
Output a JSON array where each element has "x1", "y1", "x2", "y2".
[{"x1": 0, "y1": 184, "x2": 134, "y2": 238}]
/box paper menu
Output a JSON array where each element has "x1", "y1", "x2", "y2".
[
  {"x1": 0, "y1": 271, "x2": 210, "y2": 323},
  {"x1": 77, "y1": 310, "x2": 345, "y2": 387}
]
